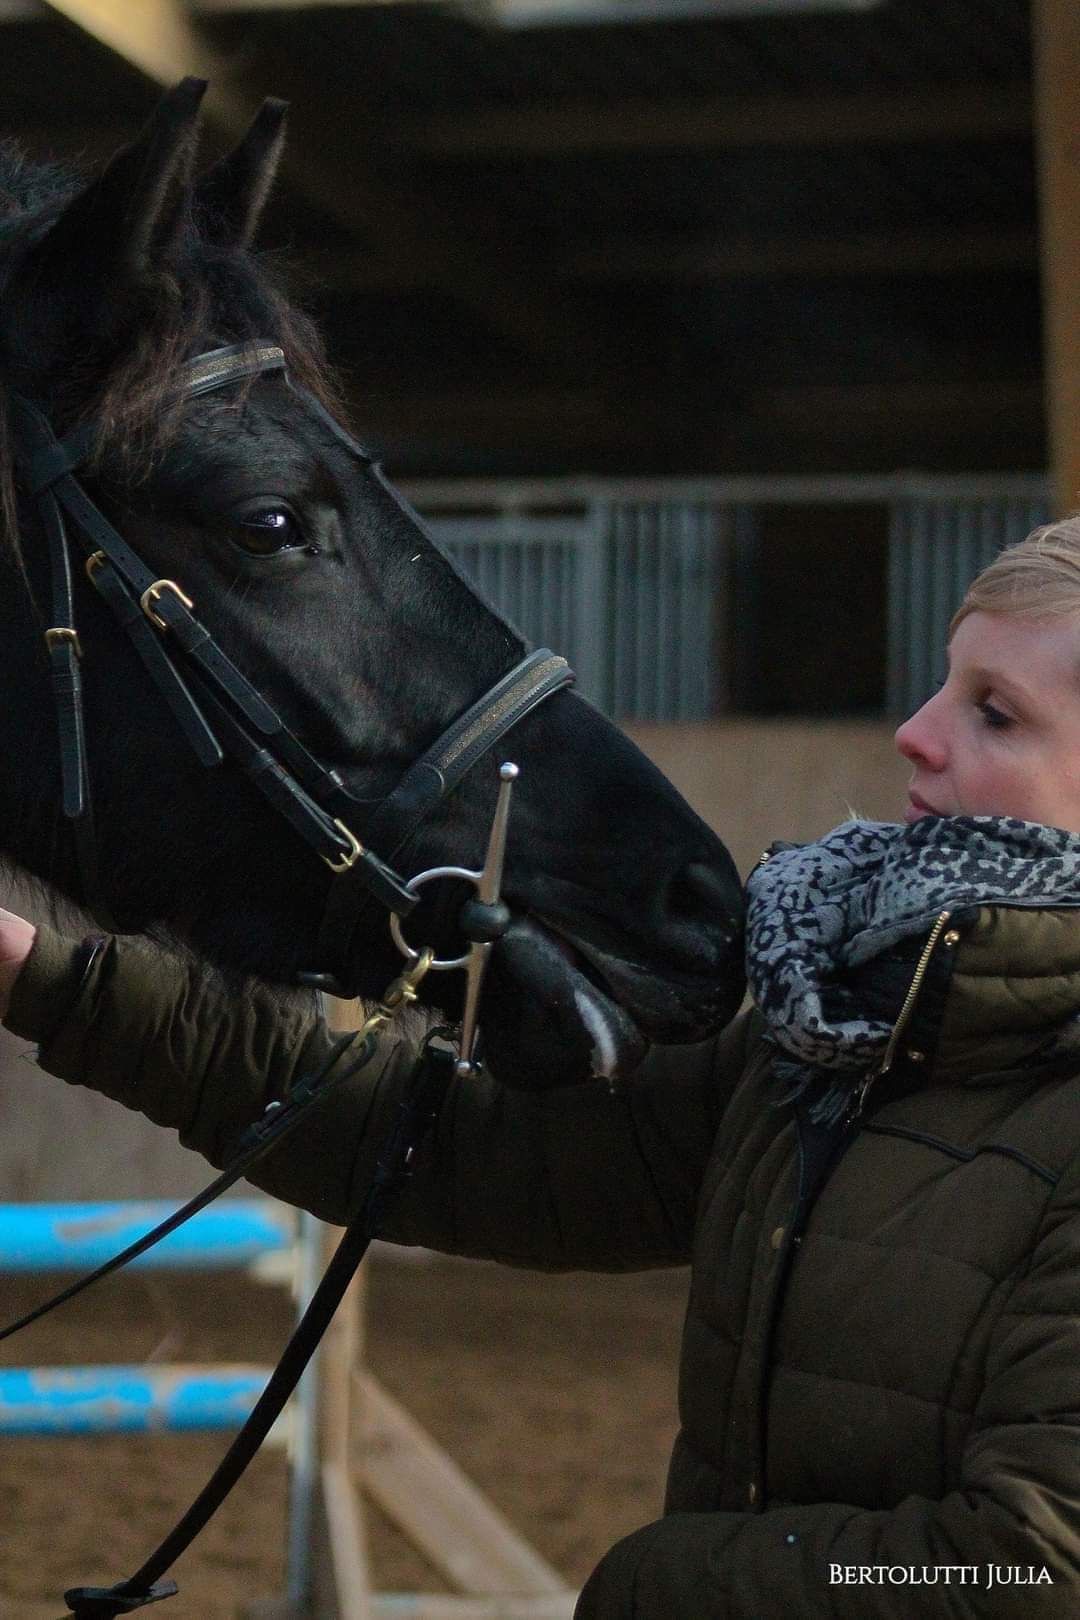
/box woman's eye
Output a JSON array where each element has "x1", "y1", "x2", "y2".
[
  {"x1": 978, "y1": 701, "x2": 1012, "y2": 730},
  {"x1": 230, "y1": 507, "x2": 308, "y2": 557}
]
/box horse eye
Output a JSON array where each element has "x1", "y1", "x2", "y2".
[{"x1": 230, "y1": 506, "x2": 308, "y2": 557}]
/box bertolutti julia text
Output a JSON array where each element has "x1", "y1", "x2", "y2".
[{"x1": 829, "y1": 1565, "x2": 1052, "y2": 1588}]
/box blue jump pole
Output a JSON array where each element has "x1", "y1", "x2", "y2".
[
  {"x1": 0, "y1": 1201, "x2": 294, "y2": 1271},
  {"x1": 0, "y1": 1364, "x2": 272, "y2": 1435},
  {"x1": 0, "y1": 1200, "x2": 296, "y2": 1438}
]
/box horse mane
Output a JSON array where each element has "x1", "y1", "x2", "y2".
[{"x1": 0, "y1": 139, "x2": 347, "y2": 566}]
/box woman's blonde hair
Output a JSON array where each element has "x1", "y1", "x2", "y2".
[{"x1": 951, "y1": 513, "x2": 1080, "y2": 635}]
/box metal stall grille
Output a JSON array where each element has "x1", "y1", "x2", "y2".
[
  {"x1": 416, "y1": 474, "x2": 1051, "y2": 723},
  {"x1": 604, "y1": 503, "x2": 726, "y2": 721},
  {"x1": 887, "y1": 491, "x2": 1051, "y2": 718},
  {"x1": 430, "y1": 503, "x2": 726, "y2": 721}
]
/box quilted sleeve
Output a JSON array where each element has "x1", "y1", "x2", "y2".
[{"x1": 7, "y1": 925, "x2": 753, "y2": 1264}]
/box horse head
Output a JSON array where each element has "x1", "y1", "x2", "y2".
[{"x1": 0, "y1": 81, "x2": 745, "y2": 1084}]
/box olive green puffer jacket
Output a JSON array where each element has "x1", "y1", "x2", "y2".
[{"x1": 8, "y1": 901, "x2": 1080, "y2": 1617}]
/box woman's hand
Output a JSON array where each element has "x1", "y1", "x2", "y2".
[{"x1": 0, "y1": 906, "x2": 37, "y2": 1022}]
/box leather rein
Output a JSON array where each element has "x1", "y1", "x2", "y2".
[{"x1": 3, "y1": 340, "x2": 576, "y2": 1618}]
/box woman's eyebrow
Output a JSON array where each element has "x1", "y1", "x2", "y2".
[{"x1": 965, "y1": 665, "x2": 1038, "y2": 709}]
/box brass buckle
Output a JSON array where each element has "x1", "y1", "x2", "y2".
[
  {"x1": 85, "y1": 550, "x2": 106, "y2": 582},
  {"x1": 140, "y1": 578, "x2": 195, "y2": 632},
  {"x1": 44, "y1": 626, "x2": 82, "y2": 658},
  {"x1": 323, "y1": 817, "x2": 363, "y2": 874}
]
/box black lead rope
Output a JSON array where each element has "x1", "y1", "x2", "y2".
[{"x1": 57, "y1": 1034, "x2": 457, "y2": 1620}]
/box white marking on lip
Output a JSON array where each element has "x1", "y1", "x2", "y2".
[{"x1": 573, "y1": 988, "x2": 618, "y2": 1079}]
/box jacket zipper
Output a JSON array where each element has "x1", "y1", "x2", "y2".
[
  {"x1": 754, "y1": 907, "x2": 954, "y2": 1510},
  {"x1": 846, "y1": 908, "x2": 953, "y2": 1125}
]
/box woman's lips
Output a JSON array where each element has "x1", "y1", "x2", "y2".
[{"x1": 904, "y1": 790, "x2": 941, "y2": 823}]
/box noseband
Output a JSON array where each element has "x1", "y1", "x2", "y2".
[{"x1": 8, "y1": 341, "x2": 574, "y2": 982}]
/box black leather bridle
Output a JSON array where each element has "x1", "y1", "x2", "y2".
[
  {"x1": 8, "y1": 339, "x2": 574, "y2": 979},
  {"x1": 3, "y1": 340, "x2": 577, "y2": 1618}
]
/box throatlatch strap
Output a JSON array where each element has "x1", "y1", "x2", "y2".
[
  {"x1": 31, "y1": 462, "x2": 120, "y2": 928},
  {"x1": 40, "y1": 490, "x2": 88, "y2": 821}
]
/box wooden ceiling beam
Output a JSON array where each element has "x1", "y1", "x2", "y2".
[
  {"x1": 194, "y1": 0, "x2": 454, "y2": 9},
  {"x1": 297, "y1": 226, "x2": 1036, "y2": 292},
  {"x1": 562, "y1": 228, "x2": 1037, "y2": 281},
  {"x1": 36, "y1": 1, "x2": 249, "y2": 129},
  {"x1": 354, "y1": 379, "x2": 1043, "y2": 451},
  {"x1": 195, "y1": 0, "x2": 407, "y2": 8},
  {"x1": 1, "y1": 0, "x2": 441, "y2": 13},
  {"x1": 407, "y1": 81, "x2": 1032, "y2": 158},
  {"x1": 244, "y1": 55, "x2": 604, "y2": 361}
]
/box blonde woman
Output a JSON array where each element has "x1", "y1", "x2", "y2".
[{"x1": 6, "y1": 520, "x2": 1080, "y2": 1615}]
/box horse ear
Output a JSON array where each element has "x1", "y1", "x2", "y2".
[
  {"x1": 5, "y1": 78, "x2": 206, "y2": 362},
  {"x1": 195, "y1": 99, "x2": 288, "y2": 250}
]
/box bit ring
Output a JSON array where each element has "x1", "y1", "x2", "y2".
[{"x1": 389, "y1": 865, "x2": 481, "y2": 971}]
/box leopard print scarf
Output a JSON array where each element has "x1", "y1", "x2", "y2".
[{"x1": 745, "y1": 815, "x2": 1080, "y2": 1121}]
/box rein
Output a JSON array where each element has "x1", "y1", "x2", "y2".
[{"x1": 3, "y1": 342, "x2": 576, "y2": 1617}]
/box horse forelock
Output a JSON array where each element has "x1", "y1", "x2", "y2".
[{"x1": 0, "y1": 141, "x2": 347, "y2": 566}]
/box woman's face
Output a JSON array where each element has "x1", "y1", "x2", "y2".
[{"x1": 894, "y1": 609, "x2": 1080, "y2": 831}]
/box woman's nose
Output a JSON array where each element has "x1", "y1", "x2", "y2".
[{"x1": 894, "y1": 697, "x2": 947, "y2": 769}]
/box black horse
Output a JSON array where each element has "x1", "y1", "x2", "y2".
[{"x1": 0, "y1": 81, "x2": 743, "y2": 1083}]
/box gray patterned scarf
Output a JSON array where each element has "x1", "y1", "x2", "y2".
[{"x1": 745, "y1": 815, "x2": 1080, "y2": 1121}]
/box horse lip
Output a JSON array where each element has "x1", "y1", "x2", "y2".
[
  {"x1": 534, "y1": 917, "x2": 638, "y2": 985},
  {"x1": 538, "y1": 917, "x2": 733, "y2": 1040},
  {"x1": 539, "y1": 911, "x2": 730, "y2": 993},
  {"x1": 529, "y1": 918, "x2": 621, "y2": 1002}
]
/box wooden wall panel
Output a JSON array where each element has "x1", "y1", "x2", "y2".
[
  {"x1": 1033, "y1": 0, "x2": 1080, "y2": 514},
  {"x1": 625, "y1": 717, "x2": 906, "y2": 880}
]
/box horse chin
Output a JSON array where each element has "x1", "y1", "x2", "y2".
[
  {"x1": 481, "y1": 910, "x2": 745, "y2": 1091},
  {"x1": 481, "y1": 915, "x2": 648, "y2": 1091}
]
